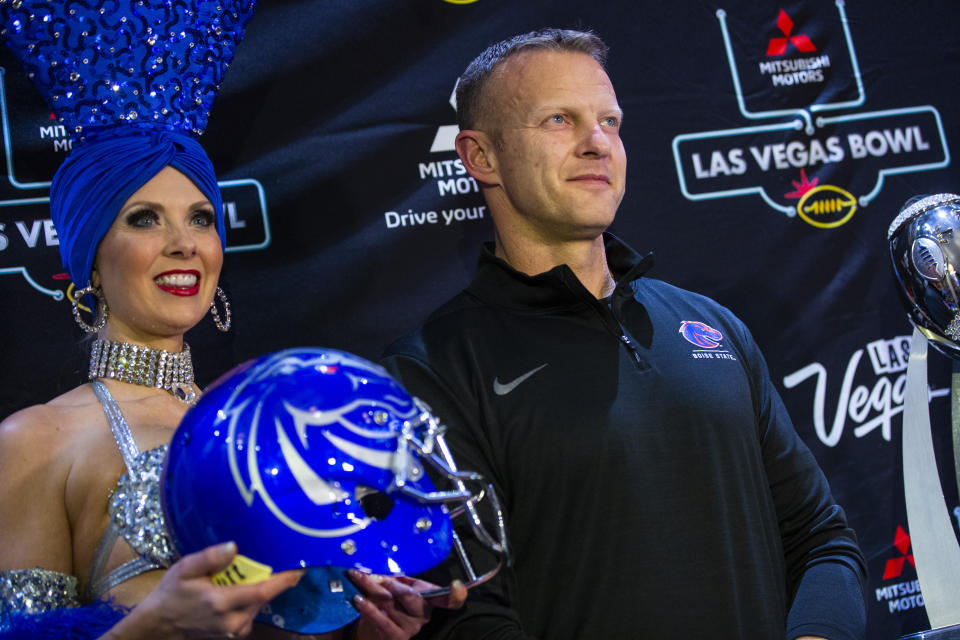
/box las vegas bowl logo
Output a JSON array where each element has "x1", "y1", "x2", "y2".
[{"x1": 680, "y1": 321, "x2": 724, "y2": 348}]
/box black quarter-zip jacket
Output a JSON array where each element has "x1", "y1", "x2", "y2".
[{"x1": 382, "y1": 235, "x2": 866, "y2": 640}]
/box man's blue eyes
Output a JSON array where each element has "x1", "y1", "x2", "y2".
[{"x1": 546, "y1": 115, "x2": 619, "y2": 127}]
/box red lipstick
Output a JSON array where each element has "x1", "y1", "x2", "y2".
[{"x1": 154, "y1": 269, "x2": 201, "y2": 296}]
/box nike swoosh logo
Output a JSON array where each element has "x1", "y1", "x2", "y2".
[{"x1": 493, "y1": 363, "x2": 548, "y2": 396}]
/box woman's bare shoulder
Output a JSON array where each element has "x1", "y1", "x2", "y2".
[
  {"x1": 0, "y1": 385, "x2": 98, "y2": 449},
  {"x1": 0, "y1": 386, "x2": 98, "y2": 572}
]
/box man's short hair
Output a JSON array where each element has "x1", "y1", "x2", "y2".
[{"x1": 455, "y1": 28, "x2": 609, "y2": 132}]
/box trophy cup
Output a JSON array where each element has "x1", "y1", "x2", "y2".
[{"x1": 889, "y1": 194, "x2": 960, "y2": 639}]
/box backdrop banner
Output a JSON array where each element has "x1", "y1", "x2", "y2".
[{"x1": 1, "y1": 2, "x2": 958, "y2": 637}]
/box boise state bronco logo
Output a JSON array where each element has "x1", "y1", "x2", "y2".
[
  {"x1": 679, "y1": 321, "x2": 724, "y2": 348},
  {"x1": 216, "y1": 350, "x2": 423, "y2": 538}
]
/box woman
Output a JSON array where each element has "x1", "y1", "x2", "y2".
[{"x1": 0, "y1": 158, "x2": 465, "y2": 639}]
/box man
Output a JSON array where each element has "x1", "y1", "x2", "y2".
[{"x1": 382, "y1": 29, "x2": 866, "y2": 639}]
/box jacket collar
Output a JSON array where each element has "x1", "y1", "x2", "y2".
[{"x1": 466, "y1": 233, "x2": 654, "y2": 312}]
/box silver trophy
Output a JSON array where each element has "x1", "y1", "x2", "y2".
[{"x1": 889, "y1": 194, "x2": 960, "y2": 639}]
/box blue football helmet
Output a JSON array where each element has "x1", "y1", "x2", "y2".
[{"x1": 162, "y1": 348, "x2": 507, "y2": 633}]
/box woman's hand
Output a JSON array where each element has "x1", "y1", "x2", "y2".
[
  {"x1": 347, "y1": 571, "x2": 467, "y2": 640},
  {"x1": 102, "y1": 542, "x2": 301, "y2": 640}
]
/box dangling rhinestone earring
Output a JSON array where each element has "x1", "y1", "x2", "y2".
[
  {"x1": 210, "y1": 286, "x2": 231, "y2": 332},
  {"x1": 72, "y1": 285, "x2": 108, "y2": 333}
]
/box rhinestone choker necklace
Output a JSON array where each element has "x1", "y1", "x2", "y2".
[{"x1": 89, "y1": 338, "x2": 197, "y2": 404}]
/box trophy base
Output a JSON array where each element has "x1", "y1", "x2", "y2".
[{"x1": 900, "y1": 623, "x2": 960, "y2": 639}]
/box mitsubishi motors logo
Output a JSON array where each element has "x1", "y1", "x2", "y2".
[
  {"x1": 882, "y1": 525, "x2": 915, "y2": 580},
  {"x1": 767, "y1": 9, "x2": 816, "y2": 56},
  {"x1": 383, "y1": 79, "x2": 487, "y2": 231},
  {"x1": 875, "y1": 525, "x2": 925, "y2": 615}
]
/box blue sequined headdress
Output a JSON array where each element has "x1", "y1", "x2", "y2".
[{"x1": 0, "y1": 0, "x2": 256, "y2": 287}]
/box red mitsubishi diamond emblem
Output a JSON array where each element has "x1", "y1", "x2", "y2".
[
  {"x1": 767, "y1": 9, "x2": 817, "y2": 56},
  {"x1": 882, "y1": 525, "x2": 916, "y2": 580}
]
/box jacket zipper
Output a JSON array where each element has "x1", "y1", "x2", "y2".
[
  {"x1": 594, "y1": 298, "x2": 647, "y2": 369},
  {"x1": 617, "y1": 324, "x2": 645, "y2": 367}
]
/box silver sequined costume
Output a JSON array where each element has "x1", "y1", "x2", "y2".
[
  {"x1": 0, "y1": 381, "x2": 176, "y2": 614},
  {"x1": 0, "y1": 569, "x2": 79, "y2": 614}
]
